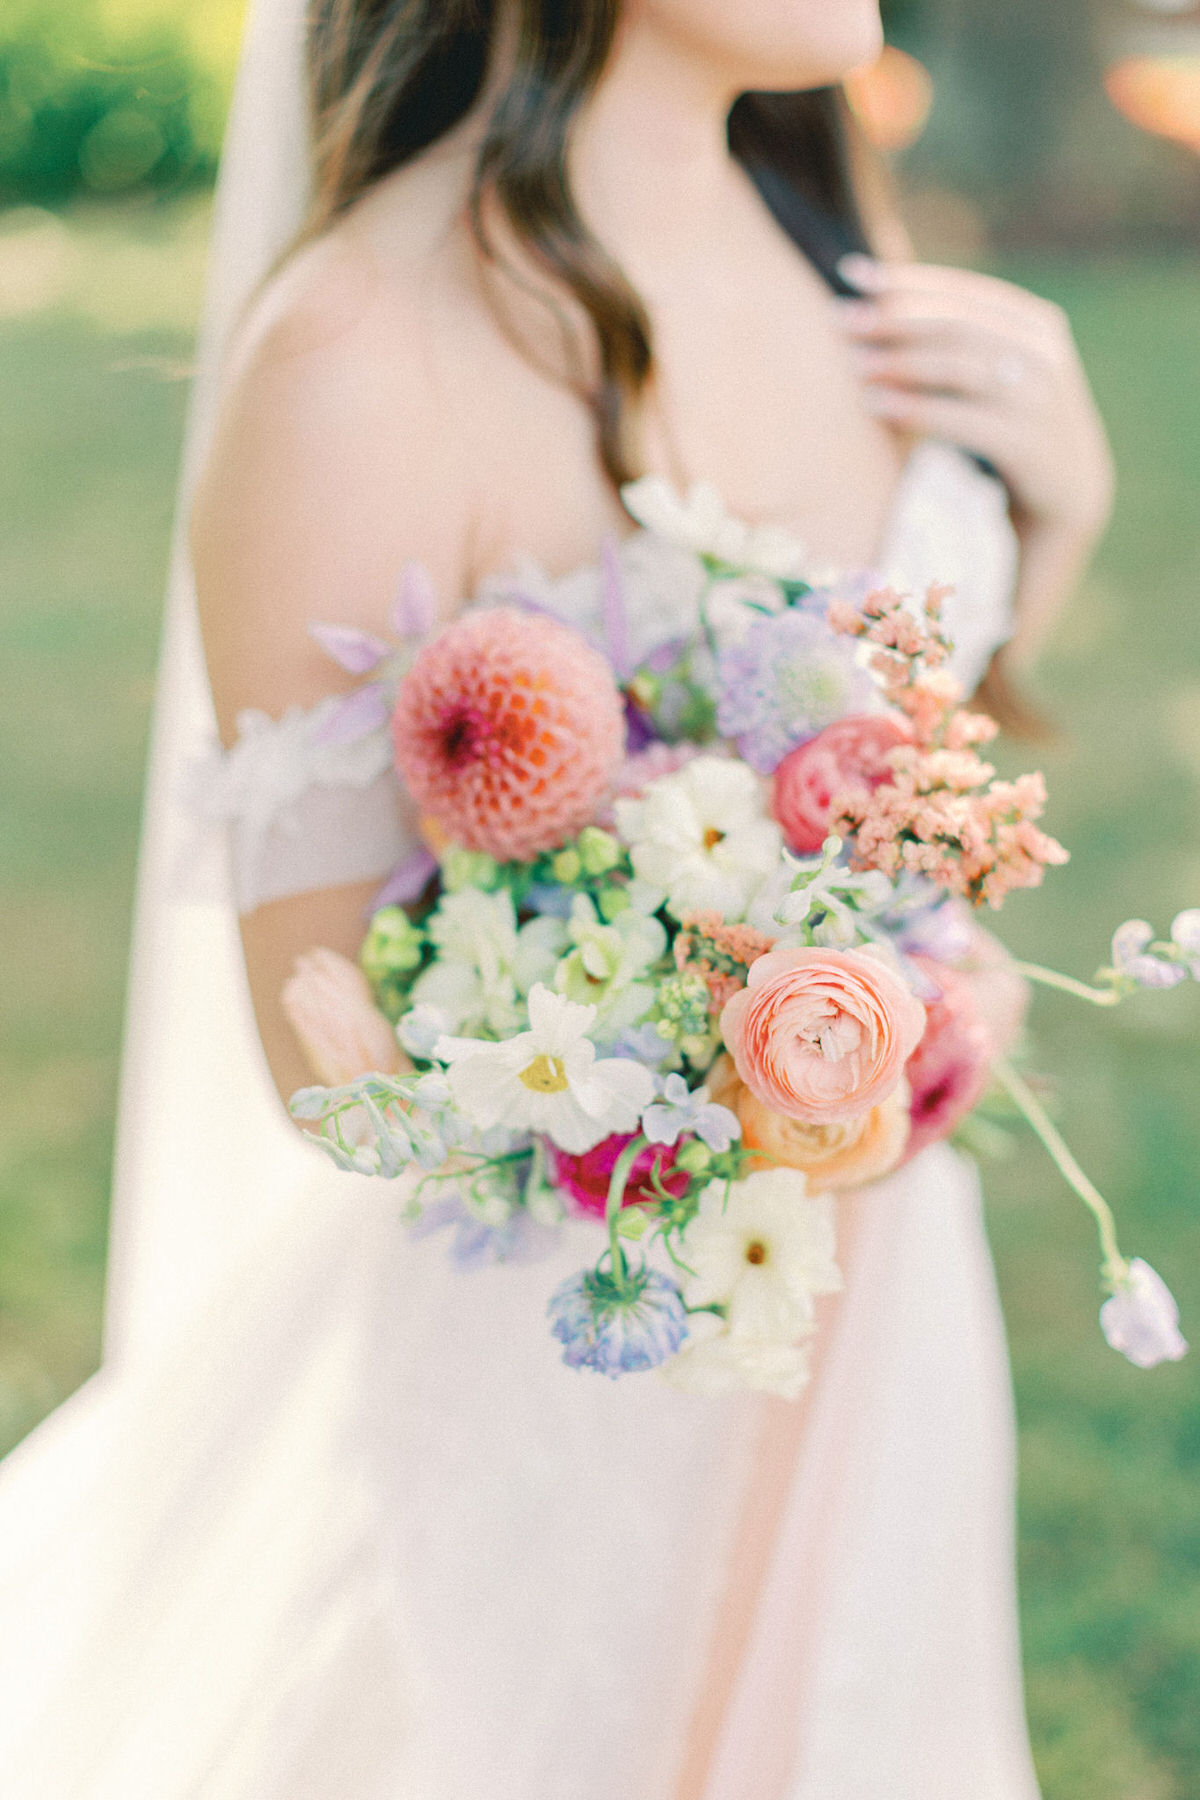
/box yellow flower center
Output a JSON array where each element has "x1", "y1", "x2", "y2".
[
  {"x1": 703, "y1": 826, "x2": 726, "y2": 851},
  {"x1": 519, "y1": 1054, "x2": 570, "y2": 1094},
  {"x1": 745, "y1": 1240, "x2": 768, "y2": 1266}
]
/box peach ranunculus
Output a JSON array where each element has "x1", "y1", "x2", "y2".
[
  {"x1": 719, "y1": 945, "x2": 926, "y2": 1125},
  {"x1": 708, "y1": 1054, "x2": 911, "y2": 1188},
  {"x1": 771, "y1": 713, "x2": 913, "y2": 854},
  {"x1": 282, "y1": 948, "x2": 409, "y2": 1086}
]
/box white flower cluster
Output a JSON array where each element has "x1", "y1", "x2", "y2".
[{"x1": 666, "y1": 1169, "x2": 842, "y2": 1399}]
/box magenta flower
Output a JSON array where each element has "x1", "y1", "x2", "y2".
[{"x1": 902, "y1": 956, "x2": 993, "y2": 1160}]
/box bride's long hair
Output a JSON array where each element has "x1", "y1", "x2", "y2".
[
  {"x1": 304, "y1": 0, "x2": 875, "y2": 486},
  {"x1": 304, "y1": 0, "x2": 1047, "y2": 736}
]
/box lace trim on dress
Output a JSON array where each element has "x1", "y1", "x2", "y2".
[{"x1": 188, "y1": 699, "x2": 410, "y2": 914}]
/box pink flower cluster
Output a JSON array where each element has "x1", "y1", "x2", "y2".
[{"x1": 827, "y1": 588, "x2": 1068, "y2": 908}]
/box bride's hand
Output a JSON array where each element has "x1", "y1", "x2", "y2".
[{"x1": 834, "y1": 254, "x2": 1116, "y2": 541}]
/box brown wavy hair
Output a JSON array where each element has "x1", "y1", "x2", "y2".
[{"x1": 305, "y1": 0, "x2": 872, "y2": 487}]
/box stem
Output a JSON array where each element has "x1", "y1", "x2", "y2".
[
  {"x1": 1011, "y1": 960, "x2": 1121, "y2": 1007},
  {"x1": 993, "y1": 1057, "x2": 1129, "y2": 1287},
  {"x1": 606, "y1": 1135, "x2": 647, "y2": 1288},
  {"x1": 697, "y1": 571, "x2": 721, "y2": 665}
]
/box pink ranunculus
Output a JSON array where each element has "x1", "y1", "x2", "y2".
[
  {"x1": 958, "y1": 924, "x2": 1031, "y2": 1058},
  {"x1": 772, "y1": 713, "x2": 913, "y2": 853},
  {"x1": 720, "y1": 946, "x2": 926, "y2": 1126},
  {"x1": 902, "y1": 955, "x2": 993, "y2": 1161},
  {"x1": 282, "y1": 948, "x2": 408, "y2": 1086},
  {"x1": 549, "y1": 1134, "x2": 689, "y2": 1220}
]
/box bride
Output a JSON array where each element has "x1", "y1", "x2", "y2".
[{"x1": 0, "y1": 1, "x2": 1115, "y2": 1795}]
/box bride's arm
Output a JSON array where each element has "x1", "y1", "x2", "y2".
[{"x1": 189, "y1": 244, "x2": 474, "y2": 1106}]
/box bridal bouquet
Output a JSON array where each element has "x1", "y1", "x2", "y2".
[{"x1": 283, "y1": 481, "x2": 1190, "y2": 1397}]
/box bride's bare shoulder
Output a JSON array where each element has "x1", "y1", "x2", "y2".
[{"x1": 191, "y1": 157, "x2": 484, "y2": 725}]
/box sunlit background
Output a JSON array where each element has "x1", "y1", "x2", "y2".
[{"x1": 1, "y1": 1, "x2": 1197, "y2": 1792}]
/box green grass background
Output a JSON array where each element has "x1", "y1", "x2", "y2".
[{"x1": 0, "y1": 203, "x2": 1197, "y2": 1796}]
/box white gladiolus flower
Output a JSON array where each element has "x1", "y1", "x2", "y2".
[
  {"x1": 553, "y1": 893, "x2": 666, "y2": 1042},
  {"x1": 1100, "y1": 1259, "x2": 1188, "y2": 1369},
  {"x1": 665, "y1": 1329, "x2": 812, "y2": 1400},
  {"x1": 678, "y1": 1168, "x2": 842, "y2": 1341},
  {"x1": 614, "y1": 756, "x2": 782, "y2": 922},
  {"x1": 411, "y1": 889, "x2": 566, "y2": 1035},
  {"x1": 621, "y1": 477, "x2": 809, "y2": 581},
  {"x1": 435, "y1": 984, "x2": 655, "y2": 1154}
]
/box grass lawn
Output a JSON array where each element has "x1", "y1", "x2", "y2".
[{"x1": 0, "y1": 201, "x2": 1197, "y2": 1797}]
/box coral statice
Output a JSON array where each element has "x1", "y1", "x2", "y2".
[
  {"x1": 674, "y1": 912, "x2": 777, "y2": 1012},
  {"x1": 827, "y1": 587, "x2": 1067, "y2": 907},
  {"x1": 548, "y1": 1268, "x2": 689, "y2": 1376},
  {"x1": 392, "y1": 606, "x2": 625, "y2": 861},
  {"x1": 717, "y1": 610, "x2": 871, "y2": 774}
]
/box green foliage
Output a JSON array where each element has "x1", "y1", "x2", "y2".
[{"x1": 0, "y1": 2, "x2": 234, "y2": 204}]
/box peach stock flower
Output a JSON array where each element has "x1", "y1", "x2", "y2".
[
  {"x1": 771, "y1": 713, "x2": 913, "y2": 854},
  {"x1": 708, "y1": 1053, "x2": 911, "y2": 1187},
  {"x1": 720, "y1": 945, "x2": 926, "y2": 1124},
  {"x1": 282, "y1": 948, "x2": 409, "y2": 1086}
]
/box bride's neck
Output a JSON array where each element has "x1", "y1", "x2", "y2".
[{"x1": 570, "y1": 23, "x2": 746, "y2": 275}]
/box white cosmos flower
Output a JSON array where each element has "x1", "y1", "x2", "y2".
[
  {"x1": 621, "y1": 477, "x2": 809, "y2": 581},
  {"x1": 435, "y1": 984, "x2": 655, "y2": 1155},
  {"x1": 679, "y1": 1167, "x2": 841, "y2": 1341},
  {"x1": 614, "y1": 756, "x2": 782, "y2": 922},
  {"x1": 665, "y1": 1328, "x2": 813, "y2": 1400}
]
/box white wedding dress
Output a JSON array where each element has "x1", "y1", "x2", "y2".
[{"x1": 0, "y1": 4, "x2": 1043, "y2": 1796}]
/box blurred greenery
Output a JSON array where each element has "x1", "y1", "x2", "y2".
[
  {"x1": 0, "y1": 0, "x2": 241, "y2": 203},
  {"x1": 0, "y1": 198, "x2": 1197, "y2": 1795}
]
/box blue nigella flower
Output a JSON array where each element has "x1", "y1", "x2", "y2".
[
  {"x1": 716, "y1": 609, "x2": 871, "y2": 774},
  {"x1": 548, "y1": 1267, "x2": 688, "y2": 1377}
]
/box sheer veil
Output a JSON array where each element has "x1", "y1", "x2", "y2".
[{"x1": 104, "y1": 0, "x2": 315, "y2": 1365}]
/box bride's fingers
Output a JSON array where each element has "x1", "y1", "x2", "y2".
[
  {"x1": 850, "y1": 341, "x2": 1049, "y2": 404},
  {"x1": 859, "y1": 384, "x2": 1013, "y2": 460},
  {"x1": 838, "y1": 255, "x2": 1070, "y2": 340},
  {"x1": 835, "y1": 297, "x2": 1060, "y2": 366}
]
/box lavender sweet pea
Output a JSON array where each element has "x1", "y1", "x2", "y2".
[{"x1": 1100, "y1": 1259, "x2": 1189, "y2": 1369}]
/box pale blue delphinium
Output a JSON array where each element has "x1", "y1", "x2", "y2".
[
  {"x1": 548, "y1": 1268, "x2": 688, "y2": 1377},
  {"x1": 642, "y1": 1073, "x2": 741, "y2": 1153},
  {"x1": 410, "y1": 1195, "x2": 559, "y2": 1271},
  {"x1": 716, "y1": 610, "x2": 872, "y2": 774}
]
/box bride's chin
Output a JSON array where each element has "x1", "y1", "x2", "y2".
[{"x1": 634, "y1": 0, "x2": 885, "y2": 93}]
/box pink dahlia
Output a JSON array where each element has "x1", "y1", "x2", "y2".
[
  {"x1": 902, "y1": 956, "x2": 993, "y2": 1162},
  {"x1": 550, "y1": 1134, "x2": 689, "y2": 1220},
  {"x1": 392, "y1": 607, "x2": 625, "y2": 862}
]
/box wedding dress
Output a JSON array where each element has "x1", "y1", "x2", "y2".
[{"x1": 0, "y1": 2, "x2": 1043, "y2": 1795}]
